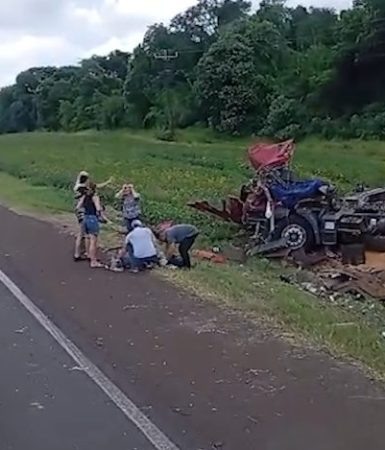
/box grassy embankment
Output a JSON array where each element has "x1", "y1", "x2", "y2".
[{"x1": 0, "y1": 130, "x2": 384, "y2": 374}]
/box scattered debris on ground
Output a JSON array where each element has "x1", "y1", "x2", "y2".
[
  {"x1": 193, "y1": 249, "x2": 227, "y2": 264},
  {"x1": 278, "y1": 251, "x2": 385, "y2": 303}
]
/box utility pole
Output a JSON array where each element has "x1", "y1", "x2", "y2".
[{"x1": 153, "y1": 50, "x2": 179, "y2": 133}]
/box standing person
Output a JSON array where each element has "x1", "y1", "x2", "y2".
[
  {"x1": 73, "y1": 171, "x2": 89, "y2": 261},
  {"x1": 73, "y1": 171, "x2": 113, "y2": 197},
  {"x1": 115, "y1": 183, "x2": 141, "y2": 232},
  {"x1": 76, "y1": 182, "x2": 107, "y2": 268},
  {"x1": 121, "y1": 220, "x2": 158, "y2": 273},
  {"x1": 159, "y1": 224, "x2": 199, "y2": 269},
  {"x1": 73, "y1": 171, "x2": 112, "y2": 261}
]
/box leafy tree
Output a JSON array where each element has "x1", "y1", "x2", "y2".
[
  {"x1": 196, "y1": 18, "x2": 286, "y2": 133},
  {"x1": 1, "y1": 0, "x2": 385, "y2": 140},
  {"x1": 59, "y1": 100, "x2": 77, "y2": 131}
]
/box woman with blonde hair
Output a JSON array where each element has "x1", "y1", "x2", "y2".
[
  {"x1": 73, "y1": 171, "x2": 112, "y2": 261},
  {"x1": 115, "y1": 183, "x2": 141, "y2": 232}
]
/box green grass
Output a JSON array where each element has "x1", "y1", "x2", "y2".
[
  {"x1": 0, "y1": 130, "x2": 384, "y2": 374},
  {"x1": 0, "y1": 171, "x2": 71, "y2": 214},
  {"x1": 165, "y1": 261, "x2": 385, "y2": 373}
]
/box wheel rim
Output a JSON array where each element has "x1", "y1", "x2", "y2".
[{"x1": 281, "y1": 224, "x2": 307, "y2": 250}]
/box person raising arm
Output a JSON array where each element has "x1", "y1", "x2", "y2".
[{"x1": 76, "y1": 183, "x2": 108, "y2": 268}]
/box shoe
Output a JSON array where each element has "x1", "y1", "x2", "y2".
[{"x1": 74, "y1": 255, "x2": 87, "y2": 262}]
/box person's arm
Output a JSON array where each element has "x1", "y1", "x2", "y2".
[
  {"x1": 76, "y1": 195, "x2": 85, "y2": 210},
  {"x1": 93, "y1": 194, "x2": 102, "y2": 213},
  {"x1": 115, "y1": 188, "x2": 124, "y2": 199},
  {"x1": 124, "y1": 233, "x2": 131, "y2": 246},
  {"x1": 133, "y1": 190, "x2": 140, "y2": 199},
  {"x1": 93, "y1": 194, "x2": 108, "y2": 222},
  {"x1": 97, "y1": 177, "x2": 113, "y2": 189},
  {"x1": 149, "y1": 231, "x2": 157, "y2": 246},
  {"x1": 117, "y1": 235, "x2": 130, "y2": 259},
  {"x1": 165, "y1": 242, "x2": 177, "y2": 259}
]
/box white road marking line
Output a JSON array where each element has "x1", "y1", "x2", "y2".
[{"x1": 0, "y1": 269, "x2": 179, "y2": 450}]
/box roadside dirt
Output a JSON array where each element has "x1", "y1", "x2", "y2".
[{"x1": 0, "y1": 205, "x2": 384, "y2": 450}]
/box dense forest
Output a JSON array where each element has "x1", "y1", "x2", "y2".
[{"x1": 1, "y1": 0, "x2": 385, "y2": 140}]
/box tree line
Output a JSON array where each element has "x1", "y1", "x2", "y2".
[{"x1": 1, "y1": 0, "x2": 385, "y2": 140}]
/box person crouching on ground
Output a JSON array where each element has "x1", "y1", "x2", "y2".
[
  {"x1": 76, "y1": 182, "x2": 107, "y2": 269},
  {"x1": 73, "y1": 171, "x2": 112, "y2": 261},
  {"x1": 118, "y1": 220, "x2": 158, "y2": 273},
  {"x1": 115, "y1": 183, "x2": 141, "y2": 232},
  {"x1": 158, "y1": 224, "x2": 199, "y2": 269}
]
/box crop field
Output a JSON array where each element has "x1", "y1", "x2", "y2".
[
  {"x1": 1, "y1": 130, "x2": 385, "y2": 374},
  {"x1": 0, "y1": 131, "x2": 385, "y2": 238}
]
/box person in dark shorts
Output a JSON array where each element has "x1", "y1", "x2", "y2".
[
  {"x1": 73, "y1": 171, "x2": 112, "y2": 261},
  {"x1": 159, "y1": 224, "x2": 199, "y2": 269},
  {"x1": 76, "y1": 182, "x2": 107, "y2": 268}
]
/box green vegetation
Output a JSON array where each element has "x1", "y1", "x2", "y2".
[
  {"x1": 1, "y1": 1, "x2": 385, "y2": 140},
  {"x1": 167, "y1": 262, "x2": 385, "y2": 375},
  {"x1": 0, "y1": 172, "x2": 70, "y2": 214},
  {"x1": 1, "y1": 132, "x2": 385, "y2": 228},
  {"x1": 0, "y1": 130, "x2": 384, "y2": 375}
]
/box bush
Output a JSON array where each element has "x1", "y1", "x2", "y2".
[
  {"x1": 154, "y1": 128, "x2": 176, "y2": 142},
  {"x1": 260, "y1": 96, "x2": 306, "y2": 140},
  {"x1": 306, "y1": 109, "x2": 385, "y2": 140}
]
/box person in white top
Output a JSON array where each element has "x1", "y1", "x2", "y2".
[{"x1": 123, "y1": 220, "x2": 159, "y2": 273}]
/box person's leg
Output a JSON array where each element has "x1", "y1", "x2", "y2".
[
  {"x1": 179, "y1": 238, "x2": 193, "y2": 268},
  {"x1": 74, "y1": 234, "x2": 83, "y2": 259},
  {"x1": 129, "y1": 255, "x2": 140, "y2": 273},
  {"x1": 142, "y1": 255, "x2": 159, "y2": 269},
  {"x1": 86, "y1": 216, "x2": 103, "y2": 268},
  {"x1": 74, "y1": 224, "x2": 86, "y2": 260},
  {"x1": 88, "y1": 235, "x2": 97, "y2": 265},
  {"x1": 81, "y1": 235, "x2": 88, "y2": 258},
  {"x1": 124, "y1": 218, "x2": 131, "y2": 233},
  {"x1": 89, "y1": 235, "x2": 104, "y2": 268},
  {"x1": 179, "y1": 234, "x2": 198, "y2": 268},
  {"x1": 118, "y1": 244, "x2": 132, "y2": 269},
  {"x1": 124, "y1": 243, "x2": 140, "y2": 272}
]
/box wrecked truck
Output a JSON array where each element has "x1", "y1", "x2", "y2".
[{"x1": 189, "y1": 140, "x2": 385, "y2": 255}]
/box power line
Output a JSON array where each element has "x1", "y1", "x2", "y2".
[{"x1": 153, "y1": 50, "x2": 179, "y2": 61}]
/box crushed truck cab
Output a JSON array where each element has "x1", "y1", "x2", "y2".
[{"x1": 189, "y1": 140, "x2": 385, "y2": 255}]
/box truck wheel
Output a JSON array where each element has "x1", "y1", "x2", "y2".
[{"x1": 273, "y1": 215, "x2": 315, "y2": 252}]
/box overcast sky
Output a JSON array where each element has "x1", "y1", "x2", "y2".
[{"x1": 0, "y1": 0, "x2": 352, "y2": 88}]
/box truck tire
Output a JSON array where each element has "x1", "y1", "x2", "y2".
[{"x1": 273, "y1": 214, "x2": 316, "y2": 252}]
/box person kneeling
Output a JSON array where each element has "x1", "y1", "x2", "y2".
[{"x1": 121, "y1": 220, "x2": 159, "y2": 273}]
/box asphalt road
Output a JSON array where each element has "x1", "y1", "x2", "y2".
[
  {"x1": 0, "y1": 282, "x2": 153, "y2": 450},
  {"x1": 0, "y1": 205, "x2": 385, "y2": 450}
]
